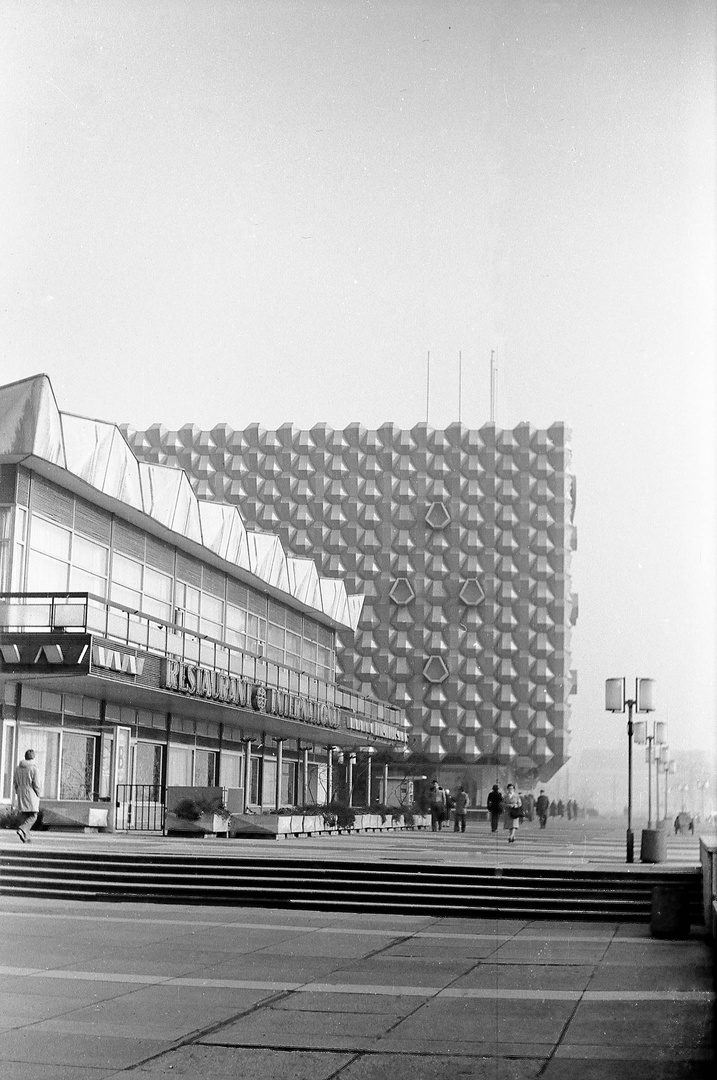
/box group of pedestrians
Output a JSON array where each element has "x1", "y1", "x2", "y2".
[
  {"x1": 487, "y1": 783, "x2": 524, "y2": 842},
  {"x1": 428, "y1": 780, "x2": 470, "y2": 832}
]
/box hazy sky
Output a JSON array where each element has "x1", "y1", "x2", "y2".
[{"x1": 1, "y1": 1, "x2": 715, "y2": 763}]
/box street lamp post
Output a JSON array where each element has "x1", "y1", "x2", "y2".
[
  {"x1": 605, "y1": 677, "x2": 655, "y2": 864},
  {"x1": 635, "y1": 720, "x2": 667, "y2": 829}
]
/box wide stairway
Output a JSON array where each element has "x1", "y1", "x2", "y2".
[{"x1": 0, "y1": 847, "x2": 703, "y2": 922}]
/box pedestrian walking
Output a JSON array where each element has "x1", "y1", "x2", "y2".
[
  {"x1": 487, "y1": 784, "x2": 503, "y2": 832},
  {"x1": 13, "y1": 749, "x2": 42, "y2": 843},
  {"x1": 536, "y1": 789, "x2": 550, "y2": 829},
  {"x1": 503, "y1": 783, "x2": 523, "y2": 843},
  {"x1": 453, "y1": 786, "x2": 469, "y2": 832},
  {"x1": 428, "y1": 780, "x2": 446, "y2": 832}
]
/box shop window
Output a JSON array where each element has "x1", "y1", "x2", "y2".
[
  {"x1": 59, "y1": 732, "x2": 96, "y2": 800},
  {"x1": 281, "y1": 760, "x2": 296, "y2": 806},
  {"x1": 195, "y1": 749, "x2": 218, "y2": 787},
  {"x1": 135, "y1": 743, "x2": 163, "y2": 789},
  {"x1": 219, "y1": 751, "x2": 243, "y2": 790},
  {"x1": 1, "y1": 722, "x2": 16, "y2": 800},
  {"x1": 249, "y1": 756, "x2": 261, "y2": 804},
  {"x1": 16, "y1": 728, "x2": 60, "y2": 800},
  {"x1": 167, "y1": 745, "x2": 192, "y2": 786},
  {"x1": 262, "y1": 759, "x2": 277, "y2": 805}
]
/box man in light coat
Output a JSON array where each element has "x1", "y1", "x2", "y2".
[{"x1": 13, "y1": 749, "x2": 42, "y2": 843}]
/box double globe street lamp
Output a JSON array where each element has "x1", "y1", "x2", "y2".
[{"x1": 605, "y1": 676, "x2": 655, "y2": 864}]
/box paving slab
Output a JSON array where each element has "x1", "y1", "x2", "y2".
[{"x1": 115, "y1": 1044, "x2": 355, "y2": 1078}]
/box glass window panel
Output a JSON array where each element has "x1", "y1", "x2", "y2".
[
  {"x1": 262, "y1": 759, "x2": 277, "y2": 806},
  {"x1": 134, "y1": 742, "x2": 163, "y2": 788},
  {"x1": 219, "y1": 750, "x2": 242, "y2": 789},
  {"x1": 167, "y1": 745, "x2": 192, "y2": 786},
  {"x1": 59, "y1": 732, "x2": 95, "y2": 800},
  {"x1": 202, "y1": 594, "x2": 223, "y2": 624},
  {"x1": 249, "y1": 756, "x2": 261, "y2": 803},
  {"x1": 281, "y1": 760, "x2": 296, "y2": 806},
  {"x1": 200, "y1": 618, "x2": 223, "y2": 641},
  {"x1": 110, "y1": 581, "x2": 141, "y2": 610},
  {"x1": 266, "y1": 644, "x2": 283, "y2": 664},
  {"x1": 26, "y1": 550, "x2": 69, "y2": 591},
  {"x1": 73, "y1": 535, "x2": 108, "y2": 576},
  {"x1": 2, "y1": 722, "x2": 16, "y2": 800},
  {"x1": 195, "y1": 749, "x2": 217, "y2": 787},
  {"x1": 30, "y1": 516, "x2": 71, "y2": 561},
  {"x1": 70, "y1": 567, "x2": 106, "y2": 597},
  {"x1": 145, "y1": 566, "x2": 172, "y2": 603},
  {"x1": 267, "y1": 624, "x2": 284, "y2": 647},
  {"x1": 226, "y1": 604, "x2": 246, "y2": 632},
  {"x1": 112, "y1": 553, "x2": 143, "y2": 589},
  {"x1": 17, "y1": 727, "x2": 60, "y2": 800},
  {"x1": 143, "y1": 595, "x2": 171, "y2": 621},
  {"x1": 178, "y1": 583, "x2": 200, "y2": 613}
]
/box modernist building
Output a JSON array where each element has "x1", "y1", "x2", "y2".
[
  {"x1": 123, "y1": 417, "x2": 578, "y2": 803},
  {"x1": 0, "y1": 375, "x2": 407, "y2": 830}
]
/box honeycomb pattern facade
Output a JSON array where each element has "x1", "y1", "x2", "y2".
[{"x1": 122, "y1": 420, "x2": 578, "y2": 781}]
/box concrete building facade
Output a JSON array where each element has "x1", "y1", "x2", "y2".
[{"x1": 123, "y1": 418, "x2": 578, "y2": 803}]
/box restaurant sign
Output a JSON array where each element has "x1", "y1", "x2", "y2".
[{"x1": 161, "y1": 659, "x2": 340, "y2": 730}]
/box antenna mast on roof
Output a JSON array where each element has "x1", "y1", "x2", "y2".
[
  {"x1": 458, "y1": 350, "x2": 462, "y2": 424},
  {"x1": 426, "y1": 350, "x2": 430, "y2": 424},
  {"x1": 490, "y1": 349, "x2": 497, "y2": 423}
]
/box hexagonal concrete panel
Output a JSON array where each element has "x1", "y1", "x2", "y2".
[{"x1": 423, "y1": 654, "x2": 449, "y2": 684}]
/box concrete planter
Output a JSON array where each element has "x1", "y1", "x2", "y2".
[
  {"x1": 41, "y1": 801, "x2": 110, "y2": 831},
  {"x1": 165, "y1": 811, "x2": 230, "y2": 836}
]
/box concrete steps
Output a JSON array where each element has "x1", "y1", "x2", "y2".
[{"x1": 0, "y1": 848, "x2": 704, "y2": 922}]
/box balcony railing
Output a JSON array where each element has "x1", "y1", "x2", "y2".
[{"x1": 0, "y1": 592, "x2": 407, "y2": 734}]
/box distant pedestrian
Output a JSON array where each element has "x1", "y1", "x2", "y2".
[
  {"x1": 522, "y1": 792, "x2": 534, "y2": 822},
  {"x1": 487, "y1": 784, "x2": 503, "y2": 832},
  {"x1": 503, "y1": 783, "x2": 523, "y2": 843},
  {"x1": 557, "y1": 799, "x2": 565, "y2": 818},
  {"x1": 429, "y1": 781, "x2": 446, "y2": 832},
  {"x1": 536, "y1": 789, "x2": 550, "y2": 829},
  {"x1": 549, "y1": 800, "x2": 558, "y2": 817},
  {"x1": 453, "y1": 786, "x2": 469, "y2": 832},
  {"x1": 566, "y1": 800, "x2": 572, "y2": 820},
  {"x1": 13, "y1": 750, "x2": 42, "y2": 843}
]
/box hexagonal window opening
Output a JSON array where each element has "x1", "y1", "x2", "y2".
[
  {"x1": 425, "y1": 501, "x2": 451, "y2": 529},
  {"x1": 423, "y1": 655, "x2": 449, "y2": 684},
  {"x1": 459, "y1": 578, "x2": 486, "y2": 605},
  {"x1": 389, "y1": 577, "x2": 416, "y2": 605}
]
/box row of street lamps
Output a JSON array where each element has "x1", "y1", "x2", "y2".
[{"x1": 605, "y1": 676, "x2": 655, "y2": 864}]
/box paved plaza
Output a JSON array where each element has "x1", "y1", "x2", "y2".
[{"x1": 0, "y1": 821, "x2": 713, "y2": 1078}]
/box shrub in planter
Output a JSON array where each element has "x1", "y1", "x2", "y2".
[{"x1": 172, "y1": 795, "x2": 232, "y2": 823}]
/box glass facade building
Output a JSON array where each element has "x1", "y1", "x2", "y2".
[{"x1": 0, "y1": 375, "x2": 407, "y2": 830}]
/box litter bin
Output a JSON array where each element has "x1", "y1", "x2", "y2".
[
  {"x1": 640, "y1": 828, "x2": 667, "y2": 863},
  {"x1": 650, "y1": 884, "x2": 691, "y2": 938}
]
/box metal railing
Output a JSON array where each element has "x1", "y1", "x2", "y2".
[{"x1": 115, "y1": 784, "x2": 165, "y2": 831}]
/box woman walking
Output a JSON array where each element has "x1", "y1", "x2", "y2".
[{"x1": 503, "y1": 783, "x2": 523, "y2": 843}]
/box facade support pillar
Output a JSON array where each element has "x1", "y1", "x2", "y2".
[
  {"x1": 242, "y1": 739, "x2": 253, "y2": 812},
  {"x1": 275, "y1": 739, "x2": 284, "y2": 811}
]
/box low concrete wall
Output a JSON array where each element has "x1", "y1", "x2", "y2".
[{"x1": 699, "y1": 835, "x2": 717, "y2": 939}]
